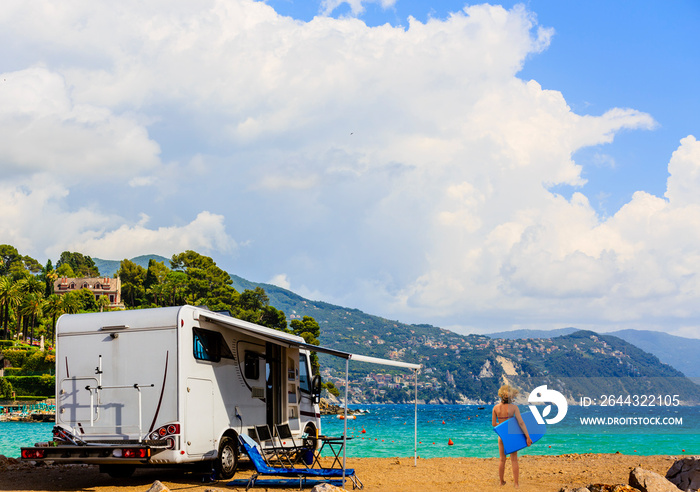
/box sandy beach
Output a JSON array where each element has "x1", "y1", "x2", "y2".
[{"x1": 0, "y1": 453, "x2": 681, "y2": 492}]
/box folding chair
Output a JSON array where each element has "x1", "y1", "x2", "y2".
[
  {"x1": 234, "y1": 434, "x2": 363, "y2": 490},
  {"x1": 254, "y1": 425, "x2": 292, "y2": 466},
  {"x1": 275, "y1": 423, "x2": 312, "y2": 466}
]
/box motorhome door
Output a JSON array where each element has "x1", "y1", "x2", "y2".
[{"x1": 265, "y1": 343, "x2": 282, "y2": 428}]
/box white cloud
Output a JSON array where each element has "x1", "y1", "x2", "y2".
[
  {"x1": 389, "y1": 136, "x2": 700, "y2": 338},
  {"x1": 0, "y1": 174, "x2": 236, "y2": 265},
  {"x1": 66, "y1": 211, "x2": 237, "y2": 260},
  {"x1": 665, "y1": 135, "x2": 700, "y2": 206},
  {"x1": 1, "y1": 1, "x2": 697, "y2": 337},
  {"x1": 0, "y1": 67, "x2": 161, "y2": 180},
  {"x1": 0, "y1": 175, "x2": 114, "y2": 257},
  {"x1": 268, "y1": 274, "x2": 291, "y2": 290}
]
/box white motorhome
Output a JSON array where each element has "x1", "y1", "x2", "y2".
[{"x1": 21, "y1": 305, "x2": 322, "y2": 479}]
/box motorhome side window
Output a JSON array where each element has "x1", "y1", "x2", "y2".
[
  {"x1": 192, "y1": 328, "x2": 234, "y2": 363},
  {"x1": 244, "y1": 351, "x2": 260, "y2": 379},
  {"x1": 299, "y1": 356, "x2": 311, "y2": 394}
]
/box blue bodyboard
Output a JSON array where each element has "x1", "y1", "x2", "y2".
[{"x1": 493, "y1": 411, "x2": 546, "y2": 454}]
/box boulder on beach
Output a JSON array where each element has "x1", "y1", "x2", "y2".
[
  {"x1": 0, "y1": 455, "x2": 20, "y2": 471},
  {"x1": 666, "y1": 457, "x2": 700, "y2": 492},
  {"x1": 587, "y1": 485, "x2": 641, "y2": 492},
  {"x1": 310, "y1": 483, "x2": 346, "y2": 492},
  {"x1": 146, "y1": 480, "x2": 170, "y2": 492},
  {"x1": 629, "y1": 467, "x2": 679, "y2": 492}
]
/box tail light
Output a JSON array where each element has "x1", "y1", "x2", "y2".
[
  {"x1": 149, "y1": 423, "x2": 180, "y2": 441},
  {"x1": 119, "y1": 448, "x2": 149, "y2": 458},
  {"x1": 21, "y1": 449, "x2": 46, "y2": 459}
]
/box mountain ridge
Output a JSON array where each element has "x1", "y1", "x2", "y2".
[
  {"x1": 93, "y1": 255, "x2": 170, "y2": 277},
  {"x1": 489, "y1": 327, "x2": 699, "y2": 378}
]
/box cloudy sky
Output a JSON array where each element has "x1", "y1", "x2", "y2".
[{"x1": 2, "y1": 0, "x2": 699, "y2": 338}]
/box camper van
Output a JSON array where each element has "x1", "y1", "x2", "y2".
[{"x1": 21, "y1": 305, "x2": 322, "y2": 479}]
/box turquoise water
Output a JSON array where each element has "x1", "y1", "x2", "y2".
[
  {"x1": 319, "y1": 404, "x2": 699, "y2": 458},
  {"x1": 2, "y1": 405, "x2": 698, "y2": 459},
  {"x1": 0, "y1": 421, "x2": 54, "y2": 458}
]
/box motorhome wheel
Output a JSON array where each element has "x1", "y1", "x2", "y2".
[
  {"x1": 214, "y1": 436, "x2": 238, "y2": 479},
  {"x1": 303, "y1": 424, "x2": 318, "y2": 451}
]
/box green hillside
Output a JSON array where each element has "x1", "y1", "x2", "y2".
[
  {"x1": 228, "y1": 275, "x2": 700, "y2": 404},
  {"x1": 488, "y1": 326, "x2": 700, "y2": 378},
  {"x1": 77, "y1": 256, "x2": 700, "y2": 404},
  {"x1": 610, "y1": 329, "x2": 700, "y2": 378}
]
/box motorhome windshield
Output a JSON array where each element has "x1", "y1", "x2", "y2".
[{"x1": 299, "y1": 355, "x2": 311, "y2": 393}]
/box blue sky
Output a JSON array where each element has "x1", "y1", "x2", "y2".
[
  {"x1": 268, "y1": 0, "x2": 700, "y2": 214},
  {"x1": 1, "y1": 0, "x2": 699, "y2": 338}
]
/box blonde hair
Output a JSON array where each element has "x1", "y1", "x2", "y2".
[{"x1": 498, "y1": 384, "x2": 519, "y2": 403}]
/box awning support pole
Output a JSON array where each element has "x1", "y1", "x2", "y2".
[
  {"x1": 414, "y1": 368, "x2": 418, "y2": 466},
  {"x1": 342, "y1": 357, "x2": 349, "y2": 485}
]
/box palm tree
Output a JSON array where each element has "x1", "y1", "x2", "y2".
[
  {"x1": 21, "y1": 292, "x2": 44, "y2": 345},
  {"x1": 97, "y1": 295, "x2": 110, "y2": 312},
  {"x1": 44, "y1": 294, "x2": 64, "y2": 345},
  {"x1": 60, "y1": 293, "x2": 80, "y2": 315},
  {"x1": 16, "y1": 276, "x2": 44, "y2": 341},
  {"x1": 146, "y1": 283, "x2": 166, "y2": 307},
  {"x1": 0, "y1": 277, "x2": 9, "y2": 339},
  {"x1": 0, "y1": 277, "x2": 21, "y2": 340}
]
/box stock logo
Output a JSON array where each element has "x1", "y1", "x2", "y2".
[{"x1": 528, "y1": 385, "x2": 568, "y2": 425}]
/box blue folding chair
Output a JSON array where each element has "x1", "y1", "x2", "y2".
[{"x1": 233, "y1": 434, "x2": 363, "y2": 490}]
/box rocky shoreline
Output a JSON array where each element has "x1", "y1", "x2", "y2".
[
  {"x1": 559, "y1": 457, "x2": 700, "y2": 491},
  {"x1": 319, "y1": 398, "x2": 367, "y2": 416}
]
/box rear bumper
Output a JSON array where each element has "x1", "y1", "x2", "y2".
[{"x1": 20, "y1": 444, "x2": 162, "y2": 464}]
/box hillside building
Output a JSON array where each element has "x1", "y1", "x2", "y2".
[{"x1": 53, "y1": 277, "x2": 123, "y2": 308}]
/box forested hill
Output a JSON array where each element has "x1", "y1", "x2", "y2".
[
  {"x1": 91, "y1": 255, "x2": 700, "y2": 404},
  {"x1": 489, "y1": 327, "x2": 700, "y2": 378},
  {"x1": 225, "y1": 275, "x2": 700, "y2": 404}
]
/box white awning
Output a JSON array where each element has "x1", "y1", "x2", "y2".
[
  {"x1": 199, "y1": 310, "x2": 420, "y2": 369},
  {"x1": 200, "y1": 309, "x2": 422, "y2": 476},
  {"x1": 348, "y1": 353, "x2": 421, "y2": 370}
]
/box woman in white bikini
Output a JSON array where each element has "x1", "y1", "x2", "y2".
[{"x1": 491, "y1": 384, "x2": 532, "y2": 488}]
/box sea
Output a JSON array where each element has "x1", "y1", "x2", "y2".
[{"x1": 1, "y1": 404, "x2": 698, "y2": 459}]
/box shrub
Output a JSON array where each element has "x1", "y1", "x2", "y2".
[
  {"x1": 3, "y1": 375, "x2": 55, "y2": 397},
  {"x1": 0, "y1": 377, "x2": 13, "y2": 398},
  {"x1": 2, "y1": 348, "x2": 29, "y2": 368},
  {"x1": 22, "y1": 350, "x2": 53, "y2": 374}
]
